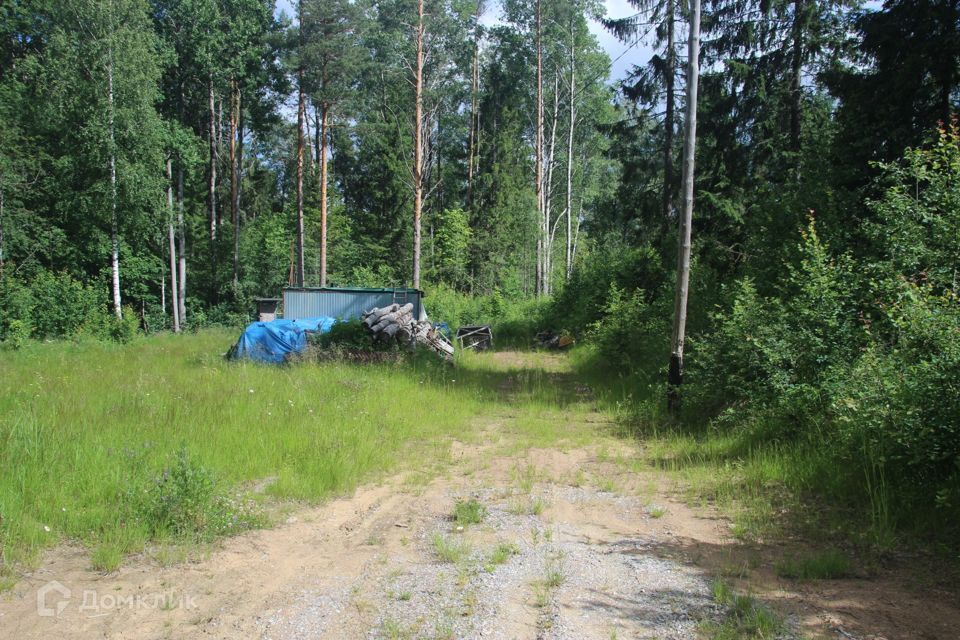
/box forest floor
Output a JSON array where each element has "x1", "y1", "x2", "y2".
[{"x1": 1, "y1": 351, "x2": 958, "y2": 639}]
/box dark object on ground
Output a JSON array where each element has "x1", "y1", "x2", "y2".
[
  {"x1": 362, "y1": 304, "x2": 455, "y2": 358},
  {"x1": 456, "y1": 325, "x2": 493, "y2": 351},
  {"x1": 535, "y1": 331, "x2": 575, "y2": 350}
]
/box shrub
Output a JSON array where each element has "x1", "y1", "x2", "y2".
[
  {"x1": 586, "y1": 284, "x2": 667, "y2": 372},
  {"x1": 29, "y1": 270, "x2": 105, "y2": 339},
  {"x1": 137, "y1": 447, "x2": 261, "y2": 541}
]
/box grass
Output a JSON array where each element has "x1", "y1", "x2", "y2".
[
  {"x1": 0, "y1": 332, "x2": 604, "y2": 576},
  {"x1": 431, "y1": 533, "x2": 471, "y2": 564},
  {"x1": 508, "y1": 496, "x2": 547, "y2": 516},
  {"x1": 453, "y1": 498, "x2": 486, "y2": 526},
  {"x1": 775, "y1": 549, "x2": 851, "y2": 580},
  {"x1": 484, "y1": 542, "x2": 520, "y2": 572},
  {"x1": 701, "y1": 579, "x2": 785, "y2": 639}
]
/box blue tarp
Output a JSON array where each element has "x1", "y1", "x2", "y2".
[{"x1": 231, "y1": 316, "x2": 336, "y2": 363}]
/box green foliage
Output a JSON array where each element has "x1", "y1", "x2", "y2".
[
  {"x1": 703, "y1": 580, "x2": 784, "y2": 639},
  {"x1": 694, "y1": 219, "x2": 863, "y2": 426},
  {"x1": 3, "y1": 319, "x2": 31, "y2": 350},
  {"x1": 586, "y1": 284, "x2": 666, "y2": 372},
  {"x1": 136, "y1": 446, "x2": 261, "y2": 541},
  {"x1": 427, "y1": 208, "x2": 472, "y2": 288},
  {"x1": 452, "y1": 498, "x2": 486, "y2": 526},
  {"x1": 869, "y1": 123, "x2": 960, "y2": 293},
  {"x1": 549, "y1": 243, "x2": 666, "y2": 337},
  {"x1": 312, "y1": 319, "x2": 387, "y2": 352},
  {"x1": 775, "y1": 549, "x2": 851, "y2": 580}
]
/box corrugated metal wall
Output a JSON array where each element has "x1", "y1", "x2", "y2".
[{"x1": 282, "y1": 288, "x2": 423, "y2": 321}]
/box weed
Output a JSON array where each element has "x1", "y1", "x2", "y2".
[
  {"x1": 396, "y1": 590, "x2": 412, "y2": 601},
  {"x1": 453, "y1": 498, "x2": 486, "y2": 526},
  {"x1": 775, "y1": 549, "x2": 851, "y2": 580},
  {"x1": 514, "y1": 464, "x2": 538, "y2": 493},
  {"x1": 647, "y1": 506, "x2": 667, "y2": 519},
  {"x1": 597, "y1": 477, "x2": 618, "y2": 493},
  {"x1": 484, "y1": 542, "x2": 520, "y2": 571},
  {"x1": 431, "y1": 533, "x2": 471, "y2": 564},
  {"x1": 509, "y1": 497, "x2": 547, "y2": 516},
  {"x1": 90, "y1": 544, "x2": 123, "y2": 572},
  {"x1": 544, "y1": 554, "x2": 565, "y2": 588},
  {"x1": 381, "y1": 617, "x2": 410, "y2": 640},
  {"x1": 702, "y1": 579, "x2": 785, "y2": 639}
]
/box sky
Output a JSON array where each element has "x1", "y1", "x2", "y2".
[{"x1": 273, "y1": 0, "x2": 653, "y2": 85}]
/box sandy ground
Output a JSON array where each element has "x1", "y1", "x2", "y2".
[{"x1": 1, "y1": 353, "x2": 958, "y2": 639}]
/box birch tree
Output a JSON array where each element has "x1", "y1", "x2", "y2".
[
  {"x1": 45, "y1": 0, "x2": 165, "y2": 320},
  {"x1": 668, "y1": 0, "x2": 701, "y2": 410}
]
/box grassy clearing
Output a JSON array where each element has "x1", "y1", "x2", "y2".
[{"x1": 0, "y1": 332, "x2": 602, "y2": 575}]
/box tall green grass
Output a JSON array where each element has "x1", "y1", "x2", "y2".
[{"x1": 0, "y1": 332, "x2": 599, "y2": 573}]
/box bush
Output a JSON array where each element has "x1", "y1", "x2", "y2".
[
  {"x1": 137, "y1": 447, "x2": 262, "y2": 541},
  {"x1": 693, "y1": 219, "x2": 864, "y2": 427},
  {"x1": 29, "y1": 270, "x2": 105, "y2": 339},
  {"x1": 548, "y1": 242, "x2": 665, "y2": 337},
  {"x1": 833, "y1": 283, "x2": 960, "y2": 505},
  {"x1": 586, "y1": 284, "x2": 667, "y2": 372}
]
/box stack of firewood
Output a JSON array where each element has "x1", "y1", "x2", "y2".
[{"x1": 361, "y1": 304, "x2": 455, "y2": 358}]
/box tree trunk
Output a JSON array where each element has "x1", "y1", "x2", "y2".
[
  {"x1": 0, "y1": 186, "x2": 5, "y2": 279},
  {"x1": 467, "y1": 2, "x2": 482, "y2": 210},
  {"x1": 412, "y1": 0, "x2": 425, "y2": 289},
  {"x1": 668, "y1": 0, "x2": 701, "y2": 412},
  {"x1": 663, "y1": 0, "x2": 676, "y2": 221},
  {"x1": 565, "y1": 20, "x2": 576, "y2": 282},
  {"x1": 167, "y1": 158, "x2": 180, "y2": 333},
  {"x1": 230, "y1": 80, "x2": 240, "y2": 287},
  {"x1": 295, "y1": 1, "x2": 306, "y2": 288},
  {"x1": 176, "y1": 161, "x2": 186, "y2": 324},
  {"x1": 790, "y1": 0, "x2": 804, "y2": 159},
  {"x1": 108, "y1": 39, "x2": 122, "y2": 320},
  {"x1": 319, "y1": 102, "x2": 329, "y2": 286},
  {"x1": 208, "y1": 73, "x2": 217, "y2": 243},
  {"x1": 544, "y1": 72, "x2": 560, "y2": 295},
  {"x1": 535, "y1": 0, "x2": 544, "y2": 296}
]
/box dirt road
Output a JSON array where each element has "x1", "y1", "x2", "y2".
[{"x1": 1, "y1": 353, "x2": 957, "y2": 639}]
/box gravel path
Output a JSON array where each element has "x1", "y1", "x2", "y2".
[{"x1": 258, "y1": 480, "x2": 726, "y2": 640}]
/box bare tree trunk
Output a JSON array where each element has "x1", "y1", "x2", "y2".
[
  {"x1": 295, "y1": 1, "x2": 306, "y2": 287},
  {"x1": 412, "y1": 0, "x2": 425, "y2": 289},
  {"x1": 319, "y1": 102, "x2": 329, "y2": 286},
  {"x1": 230, "y1": 80, "x2": 240, "y2": 287},
  {"x1": 166, "y1": 159, "x2": 180, "y2": 333},
  {"x1": 565, "y1": 21, "x2": 576, "y2": 282},
  {"x1": 544, "y1": 72, "x2": 560, "y2": 295},
  {"x1": 208, "y1": 73, "x2": 217, "y2": 243},
  {"x1": 108, "y1": 38, "x2": 122, "y2": 319},
  {"x1": 535, "y1": 0, "x2": 544, "y2": 296},
  {"x1": 177, "y1": 161, "x2": 186, "y2": 324},
  {"x1": 668, "y1": 0, "x2": 701, "y2": 412},
  {"x1": 571, "y1": 199, "x2": 582, "y2": 266},
  {"x1": 467, "y1": 2, "x2": 482, "y2": 209},
  {"x1": 0, "y1": 186, "x2": 5, "y2": 279},
  {"x1": 663, "y1": 0, "x2": 675, "y2": 221}
]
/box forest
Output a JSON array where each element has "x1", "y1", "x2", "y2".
[{"x1": 1, "y1": 0, "x2": 960, "y2": 615}]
